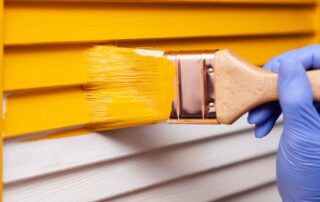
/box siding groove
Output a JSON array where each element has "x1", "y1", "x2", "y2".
[
  {"x1": 5, "y1": 0, "x2": 317, "y2": 4},
  {"x1": 215, "y1": 182, "x2": 280, "y2": 202}
]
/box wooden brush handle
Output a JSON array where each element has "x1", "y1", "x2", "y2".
[{"x1": 215, "y1": 49, "x2": 320, "y2": 124}]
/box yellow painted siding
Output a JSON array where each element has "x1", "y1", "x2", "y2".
[
  {"x1": 4, "y1": 35, "x2": 313, "y2": 92},
  {"x1": 4, "y1": 3, "x2": 316, "y2": 45},
  {"x1": 2, "y1": 1, "x2": 319, "y2": 139},
  {"x1": 4, "y1": 0, "x2": 318, "y2": 4},
  {"x1": 0, "y1": 0, "x2": 3, "y2": 197},
  {"x1": 5, "y1": 87, "x2": 90, "y2": 136}
]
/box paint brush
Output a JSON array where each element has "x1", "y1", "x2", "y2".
[{"x1": 4, "y1": 46, "x2": 320, "y2": 138}]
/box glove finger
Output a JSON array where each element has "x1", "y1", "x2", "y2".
[
  {"x1": 264, "y1": 45, "x2": 320, "y2": 71},
  {"x1": 249, "y1": 45, "x2": 320, "y2": 130},
  {"x1": 263, "y1": 49, "x2": 298, "y2": 72},
  {"x1": 248, "y1": 102, "x2": 280, "y2": 124},
  {"x1": 291, "y1": 45, "x2": 320, "y2": 69},
  {"x1": 278, "y1": 59, "x2": 318, "y2": 127},
  {"x1": 257, "y1": 46, "x2": 319, "y2": 119},
  {"x1": 263, "y1": 59, "x2": 282, "y2": 73},
  {"x1": 254, "y1": 108, "x2": 281, "y2": 138}
]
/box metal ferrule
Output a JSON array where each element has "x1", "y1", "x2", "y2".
[{"x1": 165, "y1": 50, "x2": 218, "y2": 124}]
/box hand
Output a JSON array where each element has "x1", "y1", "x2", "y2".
[
  {"x1": 248, "y1": 45, "x2": 320, "y2": 201},
  {"x1": 248, "y1": 45, "x2": 320, "y2": 137}
]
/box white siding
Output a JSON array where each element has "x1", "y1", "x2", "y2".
[
  {"x1": 4, "y1": 117, "x2": 282, "y2": 201},
  {"x1": 217, "y1": 183, "x2": 281, "y2": 202}
]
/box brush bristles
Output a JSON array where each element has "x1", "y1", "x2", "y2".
[{"x1": 85, "y1": 46, "x2": 175, "y2": 130}]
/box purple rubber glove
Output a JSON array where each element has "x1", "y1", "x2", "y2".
[
  {"x1": 248, "y1": 45, "x2": 320, "y2": 137},
  {"x1": 248, "y1": 45, "x2": 320, "y2": 201}
]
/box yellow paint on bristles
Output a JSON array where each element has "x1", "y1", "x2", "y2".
[
  {"x1": 85, "y1": 46, "x2": 175, "y2": 130},
  {"x1": 4, "y1": 46, "x2": 176, "y2": 137}
]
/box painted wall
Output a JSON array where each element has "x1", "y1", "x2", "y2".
[{"x1": 3, "y1": 0, "x2": 319, "y2": 201}]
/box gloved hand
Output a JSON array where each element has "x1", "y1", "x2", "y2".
[{"x1": 248, "y1": 44, "x2": 320, "y2": 201}]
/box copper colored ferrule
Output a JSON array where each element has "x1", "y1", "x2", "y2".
[{"x1": 165, "y1": 50, "x2": 218, "y2": 124}]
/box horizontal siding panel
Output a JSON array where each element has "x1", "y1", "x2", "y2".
[
  {"x1": 4, "y1": 3, "x2": 316, "y2": 45},
  {"x1": 4, "y1": 117, "x2": 278, "y2": 183},
  {"x1": 5, "y1": 0, "x2": 317, "y2": 5},
  {"x1": 217, "y1": 183, "x2": 281, "y2": 202},
  {"x1": 4, "y1": 87, "x2": 91, "y2": 138},
  {"x1": 5, "y1": 122, "x2": 249, "y2": 182},
  {"x1": 4, "y1": 34, "x2": 314, "y2": 91},
  {"x1": 107, "y1": 155, "x2": 276, "y2": 202},
  {"x1": 4, "y1": 121, "x2": 280, "y2": 201}
]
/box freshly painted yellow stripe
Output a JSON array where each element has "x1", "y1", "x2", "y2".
[
  {"x1": 3, "y1": 34, "x2": 314, "y2": 92},
  {"x1": 5, "y1": 0, "x2": 317, "y2": 5},
  {"x1": 4, "y1": 45, "x2": 89, "y2": 91},
  {"x1": 4, "y1": 87, "x2": 90, "y2": 137},
  {"x1": 4, "y1": 3, "x2": 316, "y2": 45},
  {"x1": 4, "y1": 46, "x2": 176, "y2": 138},
  {"x1": 121, "y1": 34, "x2": 314, "y2": 65}
]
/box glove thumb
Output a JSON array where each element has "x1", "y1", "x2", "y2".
[{"x1": 278, "y1": 59, "x2": 318, "y2": 128}]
